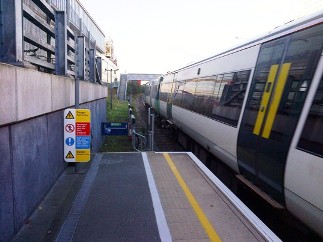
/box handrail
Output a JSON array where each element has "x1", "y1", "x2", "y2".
[{"x1": 132, "y1": 129, "x2": 147, "y2": 152}]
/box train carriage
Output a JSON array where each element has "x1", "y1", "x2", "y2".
[{"x1": 146, "y1": 10, "x2": 323, "y2": 238}]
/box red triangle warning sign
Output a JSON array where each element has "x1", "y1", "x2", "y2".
[
  {"x1": 65, "y1": 151, "x2": 74, "y2": 159},
  {"x1": 65, "y1": 111, "x2": 75, "y2": 119}
]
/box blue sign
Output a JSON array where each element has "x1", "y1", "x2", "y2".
[
  {"x1": 65, "y1": 137, "x2": 75, "y2": 146},
  {"x1": 76, "y1": 136, "x2": 91, "y2": 149},
  {"x1": 101, "y1": 122, "x2": 128, "y2": 136}
]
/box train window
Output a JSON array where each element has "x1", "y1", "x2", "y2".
[
  {"x1": 219, "y1": 73, "x2": 235, "y2": 103},
  {"x1": 182, "y1": 80, "x2": 197, "y2": 110},
  {"x1": 215, "y1": 74, "x2": 224, "y2": 100},
  {"x1": 234, "y1": 70, "x2": 250, "y2": 102},
  {"x1": 160, "y1": 82, "x2": 172, "y2": 102},
  {"x1": 173, "y1": 81, "x2": 184, "y2": 107},
  {"x1": 173, "y1": 70, "x2": 250, "y2": 126},
  {"x1": 241, "y1": 23, "x2": 323, "y2": 141},
  {"x1": 246, "y1": 38, "x2": 286, "y2": 117},
  {"x1": 159, "y1": 83, "x2": 164, "y2": 101},
  {"x1": 192, "y1": 77, "x2": 216, "y2": 115},
  {"x1": 144, "y1": 85, "x2": 150, "y2": 97},
  {"x1": 298, "y1": 75, "x2": 323, "y2": 157},
  {"x1": 278, "y1": 25, "x2": 323, "y2": 116},
  {"x1": 195, "y1": 77, "x2": 216, "y2": 95},
  {"x1": 151, "y1": 84, "x2": 159, "y2": 100},
  {"x1": 159, "y1": 83, "x2": 167, "y2": 102},
  {"x1": 269, "y1": 24, "x2": 323, "y2": 141},
  {"x1": 208, "y1": 70, "x2": 250, "y2": 126}
]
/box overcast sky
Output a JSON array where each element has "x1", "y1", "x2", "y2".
[{"x1": 80, "y1": 0, "x2": 304, "y2": 74}]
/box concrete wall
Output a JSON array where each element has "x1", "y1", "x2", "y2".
[
  {"x1": 0, "y1": 63, "x2": 108, "y2": 126},
  {"x1": 0, "y1": 63, "x2": 108, "y2": 242}
]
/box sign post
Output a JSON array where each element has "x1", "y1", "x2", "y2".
[{"x1": 64, "y1": 109, "x2": 91, "y2": 164}]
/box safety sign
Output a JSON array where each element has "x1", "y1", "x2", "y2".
[
  {"x1": 64, "y1": 109, "x2": 91, "y2": 162},
  {"x1": 65, "y1": 137, "x2": 75, "y2": 146},
  {"x1": 76, "y1": 136, "x2": 91, "y2": 149},
  {"x1": 65, "y1": 124, "x2": 75, "y2": 133}
]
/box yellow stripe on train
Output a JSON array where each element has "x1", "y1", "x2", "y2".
[
  {"x1": 253, "y1": 64, "x2": 279, "y2": 135},
  {"x1": 262, "y1": 63, "x2": 291, "y2": 138}
]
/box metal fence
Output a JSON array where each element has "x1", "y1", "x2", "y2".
[
  {"x1": 0, "y1": 0, "x2": 105, "y2": 82},
  {"x1": 132, "y1": 130, "x2": 147, "y2": 152}
]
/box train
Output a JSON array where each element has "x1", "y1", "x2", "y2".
[{"x1": 143, "y1": 10, "x2": 323, "y2": 238}]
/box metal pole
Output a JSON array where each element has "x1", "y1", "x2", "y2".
[
  {"x1": 148, "y1": 107, "x2": 151, "y2": 129},
  {"x1": 74, "y1": 68, "x2": 79, "y2": 173},
  {"x1": 55, "y1": 11, "x2": 67, "y2": 75},
  {"x1": 148, "y1": 108, "x2": 151, "y2": 150},
  {"x1": 1, "y1": 0, "x2": 23, "y2": 63},
  {"x1": 75, "y1": 36, "x2": 84, "y2": 109},
  {"x1": 110, "y1": 69, "x2": 113, "y2": 109},
  {"x1": 151, "y1": 114, "x2": 154, "y2": 151},
  {"x1": 75, "y1": 78, "x2": 79, "y2": 109},
  {"x1": 74, "y1": 76, "x2": 80, "y2": 173},
  {"x1": 132, "y1": 129, "x2": 135, "y2": 149},
  {"x1": 106, "y1": 68, "x2": 109, "y2": 102}
]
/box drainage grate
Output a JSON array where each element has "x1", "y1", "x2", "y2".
[{"x1": 55, "y1": 154, "x2": 102, "y2": 242}]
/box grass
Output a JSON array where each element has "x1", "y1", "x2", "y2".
[
  {"x1": 100, "y1": 96, "x2": 134, "y2": 152},
  {"x1": 106, "y1": 98, "x2": 129, "y2": 122}
]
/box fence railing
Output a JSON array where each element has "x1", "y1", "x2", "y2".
[
  {"x1": 132, "y1": 130, "x2": 147, "y2": 152},
  {"x1": 129, "y1": 101, "x2": 155, "y2": 152},
  {"x1": 0, "y1": 0, "x2": 105, "y2": 83}
]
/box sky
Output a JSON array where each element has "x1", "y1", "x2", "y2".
[{"x1": 79, "y1": 0, "x2": 308, "y2": 74}]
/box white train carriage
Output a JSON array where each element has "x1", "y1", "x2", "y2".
[{"x1": 145, "y1": 10, "x2": 323, "y2": 238}]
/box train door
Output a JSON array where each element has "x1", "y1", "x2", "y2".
[
  {"x1": 237, "y1": 24, "x2": 323, "y2": 204},
  {"x1": 166, "y1": 73, "x2": 177, "y2": 120},
  {"x1": 154, "y1": 77, "x2": 163, "y2": 114}
]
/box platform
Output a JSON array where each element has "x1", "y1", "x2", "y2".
[{"x1": 13, "y1": 152, "x2": 281, "y2": 242}]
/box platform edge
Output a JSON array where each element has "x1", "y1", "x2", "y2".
[
  {"x1": 187, "y1": 152, "x2": 282, "y2": 242},
  {"x1": 142, "y1": 152, "x2": 172, "y2": 242}
]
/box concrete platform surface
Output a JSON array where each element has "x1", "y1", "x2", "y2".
[{"x1": 12, "y1": 152, "x2": 281, "y2": 242}]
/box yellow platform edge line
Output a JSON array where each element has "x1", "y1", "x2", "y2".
[{"x1": 163, "y1": 153, "x2": 222, "y2": 242}]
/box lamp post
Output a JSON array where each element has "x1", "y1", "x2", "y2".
[
  {"x1": 105, "y1": 68, "x2": 119, "y2": 110},
  {"x1": 110, "y1": 69, "x2": 113, "y2": 110}
]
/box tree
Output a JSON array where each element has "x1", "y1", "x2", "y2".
[{"x1": 127, "y1": 81, "x2": 144, "y2": 95}]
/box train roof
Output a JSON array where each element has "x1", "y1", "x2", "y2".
[{"x1": 169, "y1": 9, "x2": 323, "y2": 74}]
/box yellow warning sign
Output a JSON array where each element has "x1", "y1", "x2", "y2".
[
  {"x1": 76, "y1": 109, "x2": 90, "y2": 122},
  {"x1": 64, "y1": 108, "x2": 91, "y2": 163},
  {"x1": 65, "y1": 111, "x2": 75, "y2": 119},
  {"x1": 76, "y1": 149, "x2": 90, "y2": 162},
  {"x1": 65, "y1": 151, "x2": 75, "y2": 159}
]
